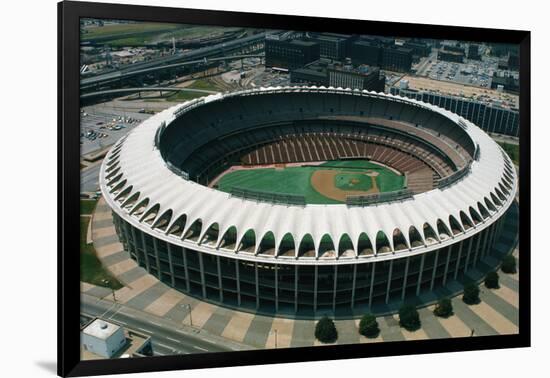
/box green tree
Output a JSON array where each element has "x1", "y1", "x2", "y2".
[
  {"x1": 358, "y1": 314, "x2": 380, "y2": 338},
  {"x1": 433, "y1": 297, "x2": 453, "y2": 318},
  {"x1": 501, "y1": 255, "x2": 517, "y2": 274},
  {"x1": 463, "y1": 282, "x2": 480, "y2": 304},
  {"x1": 315, "y1": 316, "x2": 338, "y2": 343},
  {"x1": 398, "y1": 304, "x2": 421, "y2": 331},
  {"x1": 485, "y1": 271, "x2": 500, "y2": 289}
]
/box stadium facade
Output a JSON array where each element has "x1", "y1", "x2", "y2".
[{"x1": 100, "y1": 86, "x2": 517, "y2": 314}]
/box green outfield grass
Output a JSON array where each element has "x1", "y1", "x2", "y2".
[{"x1": 217, "y1": 160, "x2": 406, "y2": 204}]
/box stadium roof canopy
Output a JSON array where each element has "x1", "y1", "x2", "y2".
[{"x1": 100, "y1": 86, "x2": 517, "y2": 265}]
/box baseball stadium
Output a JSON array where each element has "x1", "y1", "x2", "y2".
[{"x1": 99, "y1": 86, "x2": 518, "y2": 316}]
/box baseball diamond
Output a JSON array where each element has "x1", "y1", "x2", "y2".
[
  {"x1": 214, "y1": 160, "x2": 405, "y2": 204},
  {"x1": 100, "y1": 86, "x2": 517, "y2": 315}
]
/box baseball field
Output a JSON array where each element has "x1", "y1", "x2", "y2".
[{"x1": 216, "y1": 160, "x2": 406, "y2": 204}]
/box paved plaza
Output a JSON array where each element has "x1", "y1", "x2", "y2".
[{"x1": 82, "y1": 198, "x2": 520, "y2": 350}]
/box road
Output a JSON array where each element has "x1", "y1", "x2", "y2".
[
  {"x1": 81, "y1": 163, "x2": 101, "y2": 193},
  {"x1": 81, "y1": 293, "x2": 241, "y2": 356}
]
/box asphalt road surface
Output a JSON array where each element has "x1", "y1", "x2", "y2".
[
  {"x1": 81, "y1": 294, "x2": 236, "y2": 356},
  {"x1": 81, "y1": 163, "x2": 102, "y2": 193}
]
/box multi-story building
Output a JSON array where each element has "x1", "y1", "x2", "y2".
[
  {"x1": 468, "y1": 44, "x2": 481, "y2": 60},
  {"x1": 265, "y1": 37, "x2": 320, "y2": 70},
  {"x1": 438, "y1": 49, "x2": 465, "y2": 63},
  {"x1": 350, "y1": 40, "x2": 382, "y2": 66},
  {"x1": 290, "y1": 60, "x2": 385, "y2": 92},
  {"x1": 381, "y1": 46, "x2": 413, "y2": 72},
  {"x1": 306, "y1": 33, "x2": 350, "y2": 60},
  {"x1": 390, "y1": 86, "x2": 520, "y2": 136}
]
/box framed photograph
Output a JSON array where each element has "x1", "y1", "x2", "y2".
[{"x1": 58, "y1": 1, "x2": 530, "y2": 376}]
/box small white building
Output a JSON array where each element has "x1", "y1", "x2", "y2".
[{"x1": 81, "y1": 319, "x2": 126, "y2": 358}]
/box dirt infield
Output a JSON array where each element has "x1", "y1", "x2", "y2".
[{"x1": 311, "y1": 170, "x2": 380, "y2": 202}]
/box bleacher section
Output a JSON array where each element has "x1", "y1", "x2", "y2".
[
  {"x1": 346, "y1": 189, "x2": 414, "y2": 206},
  {"x1": 230, "y1": 186, "x2": 306, "y2": 206},
  {"x1": 158, "y1": 90, "x2": 475, "y2": 196}
]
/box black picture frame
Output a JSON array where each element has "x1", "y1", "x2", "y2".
[{"x1": 58, "y1": 1, "x2": 531, "y2": 376}]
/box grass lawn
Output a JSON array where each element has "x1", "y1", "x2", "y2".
[
  {"x1": 81, "y1": 22, "x2": 180, "y2": 40},
  {"x1": 217, "y1": 160, "x2": 406, "y2": 204},
  {"x1": 82, "y1": 22, "x2": 239, "y2": 47},
  {"x1": 165, "y1": 79, "x2": 223, "y2": 102},
  {"x1": 497, "y1": 142, "x2": 519, "y2": 165},
  {"x1": 80, "y1": 199, "x2": 98, "y2": 215},
  {"x1": 80, "y1": 217, "x2": 123, "y2": 290}
]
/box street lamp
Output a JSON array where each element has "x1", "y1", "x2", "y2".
[
  {"x1": 102, "y1": 279, "x2": 116, "y2": 302},
  {"x1": 182, "y1": 303, "x2": 192, "y2": 327},
  {"x1": 271, "y1": 329, "x2": 278, "y2": 349}
]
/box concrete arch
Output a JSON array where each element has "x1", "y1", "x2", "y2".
[
  {"x1": 375, "y1": 230, "x2": 391, "y2": 254},
  {"x1": 237, "y1": 229, "x2": 256, "y2": 253},
  {"x1": 422, "y1": 222, "x2": 439, "y2": 244},
  {"x1": 141, "y1": 203, "x2": 160, "y2": 225},
  {"x1": 105, "y1": 166, "x2": 121, "y2": 180},
  {"x1": 130, "y1": 197, "x2": 149, "y2": 217},
  {"x1": 183, "y1": 218, "x2": 203, "y2": 242},
  {"x1": 478, "y1": 202, "x2": 490, "y2": 219},
  {"x1": 109, "y1": 179, "x2": 127, "y2": 194},
  {"x1": 499, "y1": 182, "x2": 510, "y2": 196},
  {"x1": 106, "y1": 153, "x2": 120, "y2": 166},
  {"x1": 503, "y1": 172, "x2": 514, "y2": 185},
  {"x1": 107, "y1": 149, "x2": 121, "y2": 162},
  {"x1": 166, "y1": 213, "x2": 186, "y2": 237},
  {"x1": 298, "y1": 233, "x2": 315, "y2": 258},
  {"x1": 107, "y1": 173, "x2": 124, "y2": 188},
  {"x1": 460, "y1": 210, "x2": 474, "y2": 230},
  {"x1": 484, "y1": 196, "x2": 497, "y2": 212},
  {"x1": 392, "y1": 228, "x2": 409, "y2": 251},
  {"x1": 495, "y1": 187, "x2": 506, "y2": 202},
  {"x1": 318, "y1": 234, "x2": 336, "y2": 258},
  {"x1": 199, "y1": 222, "x2": 219, "y2": 246},
  {"x1": 218, "y1": 226, "x2": 238, "y2": 250},
  {"x1": 337, "y1": 233, "x2": 355, "y2": 258},
  {"x1": 115, "y1": 185, "x2": 133, "y2": 202},
  {"x1": 152, "y1": 209, "x2": 173, "y2": 231},
  {"x1": 257, "y1": 231, "x2": 276, "y2": 255},
  {"x1": 106, "y1": 161, "x2": 120, "y2": 173},
  {"x1": 501, "y1": 178, "x2": 512, "y2": 192},
  {"x1": 408, "y1": 225, "x2": 424, "y2": 247},
  {"x1": 491, "y1": 192, "x2": 502, "y2": 207},
  {"x1": 357, "y1": 233, "x2": 373, "y2": 256},
  {"x1": 449, "y1": 214, "x2": 464, "y2": 235},
  {"x1": 121, "y1": 191, "x2": 140, "y2": 210},
  {"x1": 277, "y1": 232, "x2": 295, "y2": 257},
  {"x1": 469, "y1": 206, "x2": 482, "y2": 225},
  {"x1": 436, "y1": 219, "x2": 451, "y2": 240}
]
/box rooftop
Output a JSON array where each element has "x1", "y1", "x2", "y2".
[{"x1": 82, "y1": 318, "x2": 120, "y2": 340}]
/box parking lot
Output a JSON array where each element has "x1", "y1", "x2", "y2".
[
  {"x1": 421, "y1": 53, "x2": 500, "y2": 88},
  {"x1": 80, "y1": 106, "x2": 152, "y2": 156}
]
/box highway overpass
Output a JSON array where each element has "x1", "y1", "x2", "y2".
[
  {"x1": 81, "y1": 32, "x2": 269, "y2": 89},
  {"x1": 80, "y1": 86, "x2": 219, "y2": 100}
]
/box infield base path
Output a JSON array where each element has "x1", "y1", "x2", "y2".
[{"x1": 310, "y1": 170, "x2": 379, "y2": 202}]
